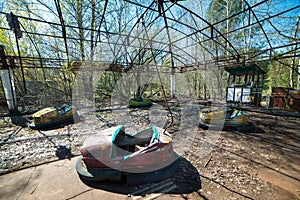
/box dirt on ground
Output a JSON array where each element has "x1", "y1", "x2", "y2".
[
  {"x1": 0, "y1": 104, "x2": 299, "y2": 200},
  {"x1": 180, "y1": 111, "x2": 300, "y2": 200}
]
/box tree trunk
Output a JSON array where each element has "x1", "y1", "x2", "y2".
[
  {"x1": 294, "y1": 14, "x2": 300, "y2": 89},
  {"x1": 90, "y1": 0, "x2": 95, "y2": 55},
  {"x1": 290, "y1": 60, "x2": 294, "y2": 88},
  {"x1": 76, "y1": 0, "x2": 85, "y2": 60},
  {"x1": 226, "y1": 0, "x2": 229, "y2": 54},
  {"x1": 298, "y1": 65, "x2": 300, "y2": 90},
  {"x1": 242, "y1": 0, "x2": 246, "y2": 52}
]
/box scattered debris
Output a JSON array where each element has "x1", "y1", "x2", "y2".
[{"x1": 0, "y1": 106, "x2": 299, "y2": 199}]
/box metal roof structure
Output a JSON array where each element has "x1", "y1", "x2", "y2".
[
  {"x1": 0, "y1": 0, "x2": 299, "y2": 72},
  {"x1": 224, "y1": 64, "x2": 266, "y2": 75}
]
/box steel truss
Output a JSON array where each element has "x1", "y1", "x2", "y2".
[{"x1": 0, "y1": 0, "x2": 299, "y2": 72}]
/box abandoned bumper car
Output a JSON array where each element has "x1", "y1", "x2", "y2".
[
  {"x1": 29, "y1": 105, "x2": 75, "y2": 129},
  {"x1": 199, "y1": 107, "x2": 255, "y2": 132},
  {"x1": 76, "y1": 125, "x2": 179, "y2": 185}
]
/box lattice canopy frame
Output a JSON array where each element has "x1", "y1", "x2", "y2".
[{"x1": 0, "y1": 0, "x2": 299, "y2": 71}]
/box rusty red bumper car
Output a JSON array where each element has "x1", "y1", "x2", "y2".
[{"x1": 76, "y1": 125, "x2": 179, "y2": 185}]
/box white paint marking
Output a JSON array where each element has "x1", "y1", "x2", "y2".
[
  {"x1": 132, "y1": 179, "x2": 177, "y2": 200},
  {"x1": 131, "y1": 178, "x2": 171, "y2": 196},
  {"x1": 143, "y1": 184, "x2": 177, "y2": 200}
]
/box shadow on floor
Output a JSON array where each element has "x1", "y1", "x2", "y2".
[{"x1": 77, "y1": 157, "x2": 201, "y2": 196}]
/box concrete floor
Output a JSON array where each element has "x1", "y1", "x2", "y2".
[
  {"x1": 0, "y1": 156, "x2": 191, "y2": 200},
  {"x1": 0, "y1": 157, "x2": 129, "y2": 200}
]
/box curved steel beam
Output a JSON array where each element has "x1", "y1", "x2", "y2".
[
  {"x1": 174, "y1": 1, "x2": 241, "y2": 60},
  {"x1": 54, "y1": 0, "x2": 69, "y2": 67},
  {"x1": 111, "y1": 1, "x2": 158, "y2": 62},
  {"x1": 244, "y1": 0, "x2": 272, "y2": 51},
  {"x1": 94, "y1": 0, "x2": 109, "y2": 48},
  {"x1": 123, "y1": 1, "x2": 237, "y2": 60},
  {"x1": 161, "y1": 1, "x2": 175, "y2": 69}
]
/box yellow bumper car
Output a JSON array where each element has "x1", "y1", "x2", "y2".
[
  {"x1": 199, "y1": 107, "x2": 255, "y2": 132},
  {"x1": 29, "y1": 105, "x2": 75, "y2": 129}
]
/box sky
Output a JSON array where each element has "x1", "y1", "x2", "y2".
[{"x1": 0, "y1": 0, "x2": 299, "y2": 61}]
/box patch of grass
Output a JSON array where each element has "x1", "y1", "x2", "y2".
[{"x1": 129, "y1": 98, "x2": 153, "y2": 108}]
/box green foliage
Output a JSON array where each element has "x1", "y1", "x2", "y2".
[
  {"x1": 95, "y1": 72, "x2": 123, "y2": 99},
  {"x1": 0, "y1": 79, "x2": 4, "y2": 98},
  {"x1": 128, "y1": 98, "x2": 152, "y2": 108},
  {"x1": 207, "y1": 0, "x2": 244, "y2": 26},
  {"x1": 0, "y1": 29, "x2": 10, "y2": 48},
  {"x1": 263, "y1": 58, "x2": 299, "y2": 95},
  {"x1": 138, "y1": 83, "x2": 171, "y2": 101}
]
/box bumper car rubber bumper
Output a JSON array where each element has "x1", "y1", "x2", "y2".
[
  {"x1": 76, "y1": 156, "x2": 180, "y2": 185},
  {"x1": 199, "y1": 121, "x2": 255, "y2": 132}
]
